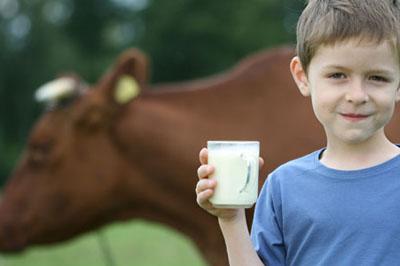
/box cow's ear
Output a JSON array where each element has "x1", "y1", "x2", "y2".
[{"x1": 98, "y1": 48, "x2": 149, "y2": 105}]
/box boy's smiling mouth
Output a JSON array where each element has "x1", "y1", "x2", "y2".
[{"x1": 340, "y1": 113, "x2": 370, "y2": 121}]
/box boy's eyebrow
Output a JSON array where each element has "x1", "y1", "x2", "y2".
[
  {"x1": 321, "y1": 64, "x2": 397, "y2": 75},
  {"x1": 320, "y1": 65, "x2": 349, "y2": 71}
]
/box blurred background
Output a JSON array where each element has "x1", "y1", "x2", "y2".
[{"x1": 0, "y1": 0, "x2": 303, "y2": 265}]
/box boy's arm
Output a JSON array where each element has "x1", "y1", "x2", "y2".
[
  {"x1": 218, "y1": 210, "x2": 265, "y2": 266},
  {"x1": 196, "y1": 148, "x2": 265, "y2": 266}
]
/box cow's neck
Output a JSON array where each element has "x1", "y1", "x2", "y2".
[{"x1": 110, "y1": 89, "x2": 221, "y2": 244}]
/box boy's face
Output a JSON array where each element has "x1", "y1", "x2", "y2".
[{"x1": 290, "y1": 38, "x2": 400, "y2": 145}]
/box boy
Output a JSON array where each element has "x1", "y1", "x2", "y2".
[{"x1": 195, "y1": 0, "x2": 400, "y2": 265}]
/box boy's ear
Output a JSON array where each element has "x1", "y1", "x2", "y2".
[
  {"x1": 396, "y1": 82, "x2": 400, "y2": 102},
  {"x1": 97, "y1": 48, "x2": 149, "y2": 105},
  {"x1": 290, "y1": 56, "x2": 311, "y2": 97},
  {"x1": 396, "y1": 88, "x2": 400, "y2": 103}
]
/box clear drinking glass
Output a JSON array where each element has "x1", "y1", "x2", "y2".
[{"x1": 207, "y1": 141, "x2": 260, "y2": 209}]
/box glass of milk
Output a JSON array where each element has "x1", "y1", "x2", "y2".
[{"x1": 207, "y1": 141, "x2": 260, "y2": 209}]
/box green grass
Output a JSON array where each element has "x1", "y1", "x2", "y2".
[{"x1": 0, "y1": 220, "x2": 209, "y2": 266}]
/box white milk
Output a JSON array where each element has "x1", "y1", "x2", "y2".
[{"x1": 208, "y1": 141, "x2": 259, "y2": 208}]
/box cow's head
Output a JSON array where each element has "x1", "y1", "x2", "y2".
[{"x1": 0, "y1": 49, "x2": 149, "y2": 252}]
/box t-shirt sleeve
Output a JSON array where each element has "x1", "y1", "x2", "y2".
[{"x1": 250, "y1": 175, "x2": 286, "y2": 265}]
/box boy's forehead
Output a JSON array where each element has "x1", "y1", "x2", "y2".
[
  {"x1": 320, "y1": 35, "x2": 392, "y2": 49},
  {"x1": 314, "y1": 37, "x2": 399, "y2": 61}
]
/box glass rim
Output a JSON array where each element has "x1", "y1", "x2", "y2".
[{"x1": 207, "y1": 140, "x2": 260, "y2": 145}]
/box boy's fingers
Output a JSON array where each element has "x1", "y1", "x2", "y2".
[
  {"x1": 199, "y1": 148, "x2": 208, "y2": 165},
  {"x1": 197, "y1": 165, "x2": 214, "y2": 179},
  {"x1": 195, "y1": 179, "x2": 216, "y2": 194},
  {"x1": 259, "y1": 157, "x2": 264, "y2": 169},
  {"x1": 197, "y1": 165, "x2": 207, "y2": 179},
  {"x1": 196, "y1": 189, "x2": 215, "y2": 209}
]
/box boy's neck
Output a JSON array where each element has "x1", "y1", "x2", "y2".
[{"x1": 320, "y1": 134, "x2": 400, "y2": 170}]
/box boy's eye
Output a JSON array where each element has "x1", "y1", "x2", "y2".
[
  {"x1": 369, "y1": 76, "x2": 387, "y2": 82},
  {"x1": 329, "y1": 73, "x2": 346, "y2": 79}
]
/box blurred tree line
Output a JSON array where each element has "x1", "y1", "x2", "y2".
[{"x1": 0, "y1": 0, "x2": 304, "y2": 186}]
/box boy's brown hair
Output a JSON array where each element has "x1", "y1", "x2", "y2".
[{"x1": 296, "y1": 0, "x2": 400, "y2": 73}]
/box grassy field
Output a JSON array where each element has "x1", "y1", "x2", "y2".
[{"x1": 0, "y1": 220, "x2": 209, "y2": 266}]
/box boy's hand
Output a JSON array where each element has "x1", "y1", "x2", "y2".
[
  {"x1": 196, "y1": 148, "x2": 264, "y2": 221},
  {"x1": 196, "y1": 148, "x2": 238, "y2": 220}
]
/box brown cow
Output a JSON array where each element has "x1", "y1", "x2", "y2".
[{"x1": 1, "y1": 46, "x2": 400, "y2": 266}]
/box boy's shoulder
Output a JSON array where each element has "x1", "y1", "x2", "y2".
[{"x1": 268, "y1": 148, "x2": 322, "y2": 182}]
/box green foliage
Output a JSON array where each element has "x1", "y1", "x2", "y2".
[
  {"x1": 0, "y1": 220, "x2": 208, "y2": 266},
  {"x1": 0, "y1": 0, "x2": 304, "y2": 183}
]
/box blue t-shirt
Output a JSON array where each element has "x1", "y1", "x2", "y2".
[{"x1": 251, "y1": 148, "x2": 400, "y2": 266}]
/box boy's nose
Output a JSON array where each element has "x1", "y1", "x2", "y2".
[{"x1": 344, "y1": 81, "x2": 369, "y2": 104}]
